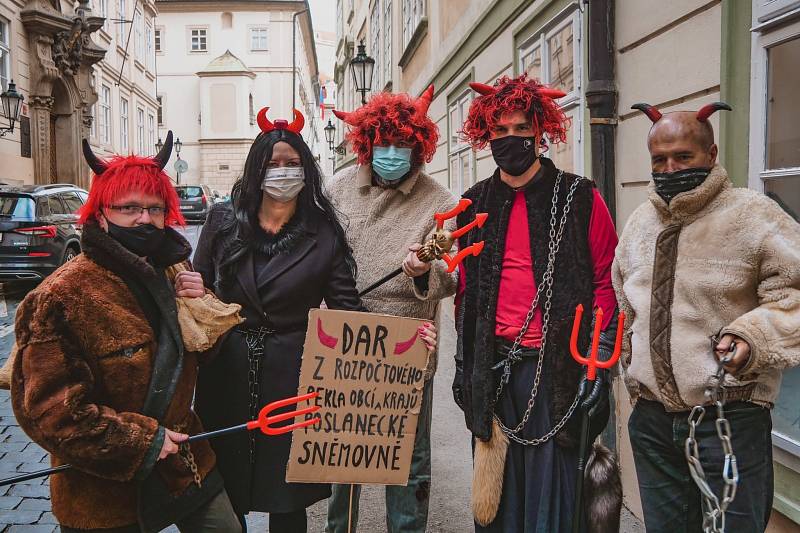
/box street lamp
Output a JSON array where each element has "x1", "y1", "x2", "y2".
[
  {"x1": 324, "y1": 119, "x2": 335, "y2": 148},
  {"x1": 0, "y1": 80, "x2": 24, "y2": 138},
  {"x1": 155, "y1": 137, "x2": 164, "y2": 153},
  {"x1": 349, "y1": 40, "x2": 375, "y2": 105},
  {"x1": 175, "y1": 137, "x2": 182, "y2": 156}
]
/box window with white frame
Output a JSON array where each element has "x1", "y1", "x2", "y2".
[
  {"x1": 370, "y1": 2, "x2": 381, "y2": 90},
  {"x1": 134, "y1": 11, "x2": 143, "y2": 61},
  {"x1": 148, "y1": 113, "x2": 155, "y2": 155},
  {"x1": 250, "y1": 28, "x2": 268, "y2": 51},
  {"x1": 402, "y1": 0, "x2": 425, "y2": 49},
  {"x1": 117, "y1": 0, "x2": 126, "y2": 40},
  {"x1": 156, "y1": 95, "x2": 163, "y2": 125},
  {"x1": 120, "y1": 96, "x2": 129, "y2": 151},
  {"x1": 145, "y1": 23, "x2": 153, "y2": 69},
  {"x1": 90, "y1": 72, "x2": 97, "y2": 138},
  {"x1": 190, "y1": 28, "x2": 208, "y2": 52},
  {"x1": 154, "y1": 28, "x2": 162, "y2": 52},
  {"x1": 98, "y1": 0, "x2": 108, "y2": 32},
  {"x1": 517, "y1": 9, "x2": 582, "y2": 174},
  {"x1": 100, "y1": 84, "x2": 112, "y2": 144},
  {"x1": 384, "y1": 0, "x2": 392, "y2": 87},
  {"x1": 336, "y1": 0, "x2": 343, "y2": 46},
  {"x1": 448, "y1": 89, "x2": 474, "y2": 194},
  {"x1": 137, "y1": 106, "x2": 144, "y2": 153},
  {"x1": 749, "y1": 6, "x2": 800, "y2": 462},
  {"x1": 0, "y1": 17, "x2": 10, "y2": 91}
]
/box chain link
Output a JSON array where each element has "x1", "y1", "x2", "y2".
[
  {"x1": 493, "y1": 172, "x2": 585, "y2": 445},
  {"x1": 243, "y1": 327, "x2": 270, "y2": 465},
  {"x1": 684, "y1": 350, "x2": 739, "y2": 533},
  {"x1": 174, "y1": 422, "x2": 202, "y2": 487}
]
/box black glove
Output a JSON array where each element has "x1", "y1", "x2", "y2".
[
  {"x1": 452, "y1": 359, "x2": 465, "y2": 410},
  {"x1": 579, "y1": 364, "x2": 609, "y2": 414}
]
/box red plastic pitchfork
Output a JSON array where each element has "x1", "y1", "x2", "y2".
[
  {"x1": 568, "y1": 305, "x2": 625, "y2": 533},
  {"x1": 359, "y1": 198, "x2": 488, "y2": 296},
  {"x1": 0, "y1": 392, "x2": 321, "y2": 487}
]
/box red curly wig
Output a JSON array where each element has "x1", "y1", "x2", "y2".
[
  {"x1": 462, "y1": 74, "x2": 570, "y2": 150},
  {"x1": 79, "y1": 153, "x2": 184, "y2": 226},
  {"x1": 333, "y1": 85, "x2": 439, "y2": 166}
]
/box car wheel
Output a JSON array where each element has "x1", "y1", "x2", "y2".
[{"x1": 62, "y1": 246, "x2": 80, "y2": 264}]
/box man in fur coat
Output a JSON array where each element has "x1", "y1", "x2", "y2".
[
  {"x1": 454, "y1": 74, "x2": 621, "y2": 532},
  {"x1": 325, "y1": 86, "x2": 457, "y2": 532},
  {"x1": 11, "y1": 135, "x2": 241, "y2": 533},
  {"x1": 613, "y1": 102, "x2": 800, "y2": 532}
]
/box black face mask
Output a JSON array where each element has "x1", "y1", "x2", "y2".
[
  {"x1": 652, "y1": 167, "x2": 712, "y2": 204},
  {"x1": 106, "y1": 220, "x2": 166, "y2": 258},
  {"x1": 490, "y1": 135, "x2": 539, "y2": 177}
]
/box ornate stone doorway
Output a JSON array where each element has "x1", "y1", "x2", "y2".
[{"x1": 21, "y1": 0, "x2": 105, "y2": 188}]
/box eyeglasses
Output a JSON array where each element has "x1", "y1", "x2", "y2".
[{"x1": 107, "y1": 205, "x2": 167, "y2": 217}]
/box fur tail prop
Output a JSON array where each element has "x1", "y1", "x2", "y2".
[
  {"x1": 584, "y1": 442, "x2": 622, "y2": 533},
  {"x1": 472, "y1": 418, "x2": 509, "y2": 526}
]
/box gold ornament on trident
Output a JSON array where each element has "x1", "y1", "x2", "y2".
[{"x1": 359, "y1": 198, "x2": 488, "y2": 296}]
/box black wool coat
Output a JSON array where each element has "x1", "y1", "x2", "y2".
[{"x1": 193, "y1": 204, "x2": 363, "y2": 515}]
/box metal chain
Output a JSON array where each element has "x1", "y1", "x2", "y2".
[
  {"x1": 178, "y1": 442, "x2": 202, "y2": 487},
  {"x1": 684, "y1": 351, "x2": 739, "y2": 533},
  {"x1": 493, "y1": 172, "x2": 586, "y2": 445},
  {"x1": 243, "y1": 327, "x2": 270, "y2": 465}
]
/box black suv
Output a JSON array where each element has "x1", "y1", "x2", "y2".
[
  {"x1": 176, "y1": 184, "x2": 214, "y2": 223},
  {"x1": 0, "y1": 184, "x2": 88, "y2": 281}
]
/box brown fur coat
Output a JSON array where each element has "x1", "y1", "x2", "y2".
[{"x1": 11, "y1": 224, "x2": 218, "y2": 530}]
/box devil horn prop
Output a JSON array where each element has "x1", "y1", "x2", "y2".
[
  {"x1": 538, "y1": 87, "x2": 567, "y2": 100},
  {"x1": 153, "y1": 130, "x2": 173, "y2": 170},
  {"x1": 288, "y1": 109, "x2": 305, "y2": 133},
  {"x1": 469, "y1": 82, "x2": 497, "y2": 96},
  {"x1": 332, "y1": 109, "x2": 355, "y2": 125},
  {"x1": 416, "y1": 84, "x2": 434, "y2": 114},
  {"x1": 82, "y1": 139, "x2": 108, "y2": 176},
  {"x1": 631, "y1": 103, "x2": 663, "y2": 123},
  {"x1": 257, "y1": 107, "x2": 274, "y2": 133},
  {"x1": 696, "y1": 101, "x2": 732, "y2": 122}
]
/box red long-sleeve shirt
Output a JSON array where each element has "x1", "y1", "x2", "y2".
[{"x1": 456, "y1": 188, "x2": 618, "y2": 347}]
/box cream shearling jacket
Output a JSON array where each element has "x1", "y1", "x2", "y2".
[
  {"x1": 326, "y1": 164, "x2": 459, "y2": 377},
  {"x1": 612, "y1": 164, "x2": 800, "y2": 410}
]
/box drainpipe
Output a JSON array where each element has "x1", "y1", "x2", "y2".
[{"x1": 585, "y1": 0, "x2": 618, "y2": 220}]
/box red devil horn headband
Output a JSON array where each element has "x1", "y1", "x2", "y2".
[
  {"x1": 256, "y1": 107, "x2": 305, "y2": 134},
  {"x1": 416, "y1": 84, "x2": 434, "y2": 115},
  {"x1": 696, "y1": 102, "x2": 732, "y2": 122},
  {"x1": 631, "y1": 103, "x2": 663, "y2": 123},
  {"x1": 469, "y1": 81, "x2": 566, "y2": 101},
  {"x1": 332, "y1": 109, "x2": 355, "y2": 125},
  {"x1": 82, "y1": 130, "x2": 173, "y2": 175}
]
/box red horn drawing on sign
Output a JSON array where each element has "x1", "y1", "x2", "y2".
[
  {"x1": 317, "y1": 317, "x2": 339, "y2": 349},
  {"x1": 394, "y1": 331, "x2": 419, "y2": 355}
]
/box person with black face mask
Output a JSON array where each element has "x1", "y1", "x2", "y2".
[
  {"x1": 454, "y1": 74, "x2": 620, "y2": 533},
  {"x1": 614, "y1": 102, "x2": 800, "y2": 533},
  {"x1": 10, "y1": 134, "x2": 243, "y2": 533},
  {"x1": 190, "y1": 107, "x2": 441, "y2": 533}
]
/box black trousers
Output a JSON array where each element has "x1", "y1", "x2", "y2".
[{"x1": 628, "y1": 399, "x2": 773, "y2": 533}]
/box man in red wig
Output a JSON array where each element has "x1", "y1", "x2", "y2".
[
  {"x1": 11, "y1": 134, "x2": 241, "y2": 532},
  {"x1": 326, "y1": 87, "x2": 458, "y2": 532},
  {"x1": 454, "y1": 74, "x2": 620, "y2": 532},
  {"x1": 614, "y1": 102, "x2": 800, "y2": 532}
]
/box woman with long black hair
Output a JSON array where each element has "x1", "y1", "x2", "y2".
[{"x1": 187, "y1": 108, "x2": 436, "y2": 532}]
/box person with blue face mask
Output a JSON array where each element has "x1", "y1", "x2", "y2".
[{"x1": 325, "y1": 87, "x2": 459, "y2": 533}]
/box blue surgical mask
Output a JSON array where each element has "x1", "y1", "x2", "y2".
[{"x1": 372, "y1": 145, "x2": 412, "y2": 181}]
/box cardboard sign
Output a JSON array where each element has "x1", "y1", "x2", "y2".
[{"x1": 286, "y1": 308, "x2": 428, "y2": 486}]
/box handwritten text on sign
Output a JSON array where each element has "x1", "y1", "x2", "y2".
[{"x1": 286, "y1": 309, "x2": 428, "y2": 485}]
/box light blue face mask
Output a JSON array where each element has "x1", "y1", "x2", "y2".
[{"x1": 372, "y1": 145, "x2": 412, "y2": 181}]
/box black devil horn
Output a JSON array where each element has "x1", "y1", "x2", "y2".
[
  {"x1": 153, "y1": 130, "x2": 173, "y2": 170},
  {"x1": 82, "y1": 139, "x2": 108, "y2": 175}
]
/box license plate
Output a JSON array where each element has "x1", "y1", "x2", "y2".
[{"x1": 180, "y1": 206, "x2": 192, "y2": 211}]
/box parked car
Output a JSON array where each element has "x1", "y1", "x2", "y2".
[
  {"x1": 0, "y1": 184, "x2": 88, "y2": 282},
  {"x1": 175, "y1": 184, "x2": 214, "y2": 223}
]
